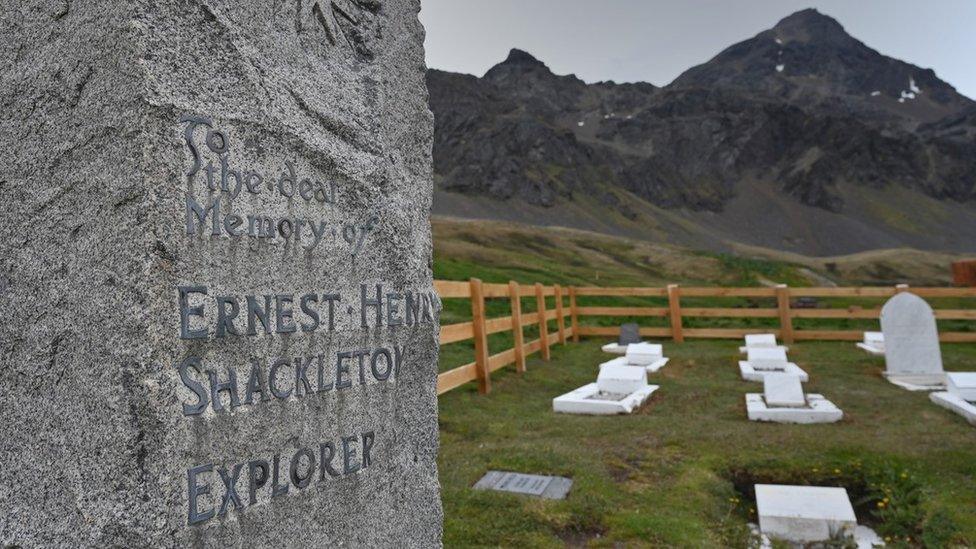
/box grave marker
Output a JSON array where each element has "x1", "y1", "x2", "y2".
[
  {"x1": 474, "y1": 471, "x2": 573, "y2": 499},
  {"x1": 763, "y1": 374, "x2": 806, "y2": 408},
  {"x1": 619, "y1": 323, "x2": 641, "y2": 345},
  {"x1": 880, "y1": 292, "x2": 945, "y2": 386},
  {"x1": 1, "y1": 1, "x2": 442, "y2": 545},
  {"x1": 748, "y1": 347, "x2": 790, "y2": 371}
]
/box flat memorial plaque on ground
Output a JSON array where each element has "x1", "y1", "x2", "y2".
[{"x1": 474, "y1": 471, "x2": 573, "y2": 499}]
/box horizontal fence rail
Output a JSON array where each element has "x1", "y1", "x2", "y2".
[{"x1": 434, "y1": 280, "x2": 976, "y2": 396}]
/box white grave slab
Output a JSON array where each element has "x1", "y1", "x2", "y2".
[
  {"x1": 763, "y1": 373, "x2": 806, "y2": 408},
  {"x1": 552, "y1": 383, "x2": 659, "y2": 415},
  {"x1": 473, "y1": 471, "x2": 573, "y2": 499},
  {"x1": 747, "y1": 347, "x2": 789, "y2": 370},
  {"x1": 756, "y1": 485, "x2": 857, "y2": 544},
  {"x1": 749, "y1": 523, "x2": 883, "y2": 549},
  {"x1": 947, "y1": 372, "x2": 976, "y2": 401},
  {"x1": 880, "y1": 292, "x2": 945, "y2": 390},
  {"x1": 746, "y1": 393, "x2": 842, "y2": 424},
  {"x1": 740, "y1": 347, "x2": 807, "y2": 382},
  {"x1": 930, "y1": 392, "x2": 976, "y2": 426},
  {"x1": 856, "y1": 331, "x2": 885, "y2": 356},
  {"x1": 739, "y1": 361, "x2": 808, "y2": 382},
  {"x1": 930, "y1": 372, "x2": 976, "y2": 426},
  {"x1": 625, "y1": 342, "x2": 663, "y2": 366},
  {"x1": 597, "y1": 363, "x2": 647, "y2": 394},
  {"x1": 739, "y1": 333, "x2": 788, "y2": 354},
  {"x1": 600, "y1": 356, "x2": 669, "y2": 374}
]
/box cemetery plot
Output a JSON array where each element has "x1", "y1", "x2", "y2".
[{"x1": 438, "y1": 339, "x2": 976, "y2": 546}]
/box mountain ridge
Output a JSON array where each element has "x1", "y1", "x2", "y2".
[{"x1": 427, "y1": 9, "x2": 976, "y2": 256}]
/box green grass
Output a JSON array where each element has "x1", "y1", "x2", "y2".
[{"x1": 437, "y1": 339, "x2": 976, "y2": 547}]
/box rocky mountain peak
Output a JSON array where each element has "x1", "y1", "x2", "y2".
[
  {"x1": 770, "y1": 8, "x2": 851, "y2": 44},
  {"x1": 501, "y1": 48, "x2": 546, "y2": 67}
]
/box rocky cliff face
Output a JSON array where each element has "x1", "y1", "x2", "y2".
[{"x1": 427, "y1": 9, "x2": 976, "y2": 255}]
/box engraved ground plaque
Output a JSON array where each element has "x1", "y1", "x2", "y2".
[
  {"x1": 1, "y1": 1, "x2": 442, "y2": 546},
  {"x1": 474, "y1": 471, "x2": 573, "y2": 499}
]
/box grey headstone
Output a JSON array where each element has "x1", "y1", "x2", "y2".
[
  {"x1": 619, "y1": 323, "x2": 641, "y2": 345},
  {"x1": 1, "y1": 2, "x2": 442, "y2": 546},
  {"x1": 880, "y1": 293, "x2": 944, "y2": 377},
  {"x1": 474, "y1": 471, "x2": 573, "y2": 500}
]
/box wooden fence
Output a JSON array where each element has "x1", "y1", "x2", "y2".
[
  {"x1": 434, "y1": 279, "x2": 573, "y2": 395},
  {"x1": 434, "y1": 280, "x2": 976, "y2": 396}
]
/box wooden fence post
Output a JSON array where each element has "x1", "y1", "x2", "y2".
[
  {"x1": 554, "y1": 284, "x2": 567, "y2": 344},
  {"x1": 666, "y1": 283, "x2": 684, "y2": 343},
  {"x1": 509, "y1": 281, "x2": 526, "y2": 373},
  {"x1": 535, "y1": 283, "x2": 551, "y2": 360},
  {"x1": 470, "y1": 278, "x2": 490, "y2": 394},
  {"x1": 775, "y1": 284, "x2": 794, "y2": 344},
  {"x1": 569, "y1": 286, "x2": 580, "y2": 343}
]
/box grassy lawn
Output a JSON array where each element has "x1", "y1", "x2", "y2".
[{"x1": 436, "y1": 338, "x2": 976, "y2": 547}]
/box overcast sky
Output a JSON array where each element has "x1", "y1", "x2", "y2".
[{"x1": 420, "y1": 0, "x2": 976, "y2": 99}]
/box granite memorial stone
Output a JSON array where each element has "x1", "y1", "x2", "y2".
[
  {"x1": 1, "y1": 1, "x2": 442, "y2": 546},
  {"x1": 619, "y1": 323, "x2": 641, "y2": 345}
]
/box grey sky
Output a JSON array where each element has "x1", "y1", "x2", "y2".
[{"x1": 420, "y1": 0, "x2": 976, "y2": 99}]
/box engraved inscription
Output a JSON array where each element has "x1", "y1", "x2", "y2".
[{"x1": 179, "y1": 115, "x2": 377, "y2": 255}]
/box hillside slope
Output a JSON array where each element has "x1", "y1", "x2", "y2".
[
  {"x1": 428, "y1": 9, "x2": 976, "y2": 256},
  {"x1": 433, "y1": 216, "x2": 967, "y2": 287}
]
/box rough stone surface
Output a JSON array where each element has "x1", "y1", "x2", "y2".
[
  {"x1": 880, "y1": 292, "x2": 944, "y2": 380},
  {"x1": 0, "y1": 1, "x2": 442, "y2": 546}
]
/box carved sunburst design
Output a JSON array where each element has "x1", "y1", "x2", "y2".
[{"x1": 298, "y1": 0, "x2": 382, "y2": 60}]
